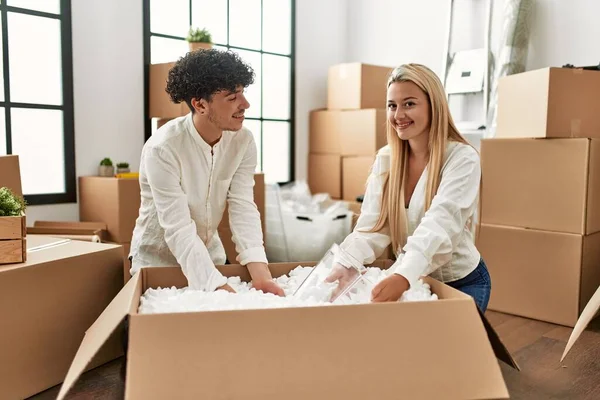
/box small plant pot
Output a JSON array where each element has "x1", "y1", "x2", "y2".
[
  {"x1": 189, "y1": 42, "x2": 212, "y2": 52},
  {"x1": 116, "y1": 167, "x2": 130, "y2": 174},
  {"x1": 98, "y1": 165, "x2": 114, "y2": 177}
]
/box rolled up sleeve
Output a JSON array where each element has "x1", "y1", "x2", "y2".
[
  {"x1": 393, "y1": 148, "x2": 481, "y2": 286},
  {"x1": 145, "y1": 145, "x2": 227, "y2": 291},
  {"x1": 226, "y1": 131, "x2": 268, "y2": 265}
]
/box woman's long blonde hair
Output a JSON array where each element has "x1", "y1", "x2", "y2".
[{"x1": 370, "y1": 64, "x2": 474, "y2": 253}]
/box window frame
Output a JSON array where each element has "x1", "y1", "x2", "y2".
[
  {"x1": 142, "y1": 0, "x2": 296, "y2": 183},
  {"x1": 0, "y1": 0, "x2": 76, "y2": 205}
]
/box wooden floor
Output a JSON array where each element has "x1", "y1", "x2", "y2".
[{"x1": 30, "y1": 311, "x2": 600, "y2": 399}]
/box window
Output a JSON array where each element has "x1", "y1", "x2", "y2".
[
  {"x1": 143, "y1": 0, "x2": 295, "y2": 183},
  {"x1": 0, "y1": 0, "x2": 75, "y2": 205}
]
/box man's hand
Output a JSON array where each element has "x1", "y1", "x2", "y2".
[
  {"x1": 216, "y1": 283, "x2": 236, "y2": 293},
  {"x1": 253, "y1": 279, "x2": 286, "y2": 296},
  {"x1": 371, "y1": 274, "x2": 410, "y2": 302},
  {"x1": 247, "y1": 262, "x2": 285, "y2": 297}
]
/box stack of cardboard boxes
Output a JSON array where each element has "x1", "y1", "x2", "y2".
[
  {"x1": 477, "y1": 67, "x2": 600, "y2": 327},
  {"x1": 308, "y1": 63, "x2": 392, "y2": 203}
]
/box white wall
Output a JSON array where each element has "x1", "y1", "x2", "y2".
[
  {"x1": 294, "y1": 0, "x2": 348, "y2": 181},
  {"x1": 346, "y1": 0, "x2": 451, "y2": 76},
  {"x1": 26, "y1": 0, "x2": 145, "y2": 224},
  {"x1": 524, "y1": 0, "x2": 600, "y2": 69}
]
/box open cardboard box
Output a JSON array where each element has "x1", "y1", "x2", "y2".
[
  {"x1": 562, "y1": 284, "x2": 600, "y2": 361},
  {"x1": 27, "y1": 220, "x2": 108, "y2": 242},
  {"x1": 58, "y1": 261, "x2": 518, "y2": 399},
  {"x1": 0, "y1": 235, "x2": 125, "y2": 399}
]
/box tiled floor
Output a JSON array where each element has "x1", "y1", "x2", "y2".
[{"x1": 31, "y1": 311, "x2": 600, "y2": 399}]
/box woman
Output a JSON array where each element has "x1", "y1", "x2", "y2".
[{"x1": 328, "y1": 64, "x2": 491, "y2": 311}]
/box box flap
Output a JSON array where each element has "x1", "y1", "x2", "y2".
[
  {"x1": 562, "y1": 284, "x2": 600, "y2": 361},
  {"x1": 56, "y1": 272, "x2": 141, "y2": 400},
  {"x1": 478, "y1": 308, "x2": 521, "y2": 370},
  {"x1": 426, "y1": 277, "x2": 520, "y2": 370}
]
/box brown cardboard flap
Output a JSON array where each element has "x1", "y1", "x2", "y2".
[
  {"x1": 56, "y1": 272, "x2": 142, "y2": 400},
  {"x1": 562, "y1": 285, "x2": 600, "y2": 361},
  {"x1": 426, "y1": 277, "x2": 519, "y2": 370},
  {"x1": 479, "y1": 308, "x2": 521, "y2": 370}
]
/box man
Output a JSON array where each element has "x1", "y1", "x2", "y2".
[{"x1": 129, "y1": 49, "x2": 283, "y2": 296}]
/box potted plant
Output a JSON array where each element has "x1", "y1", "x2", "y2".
[
  {"x1": 116, "y1": 162, "x2": 130, "y2": 174},
  {"x1": 186, "y1": 27, "x2": 213, "y2": 52},
  {"x1": 0, "y1": 186, "x2": 27, "y2": 264},
  {"x1": 99, "y1": 158, "x2": 114, "y2": 177}
]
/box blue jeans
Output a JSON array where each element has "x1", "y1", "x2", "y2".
[{"x1": 446, "y1": 258, "x2": 491, "y2": 313}]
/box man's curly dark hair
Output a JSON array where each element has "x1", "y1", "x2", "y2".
[{"x1": 166, "y1": 49, "x2": 255, "y2": 112}]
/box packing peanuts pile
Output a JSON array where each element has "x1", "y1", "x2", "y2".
[{"x1": 139, "y1": 265, "x2": 438, "y2": 314}]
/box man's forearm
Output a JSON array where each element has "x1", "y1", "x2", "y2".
[{"x1": 246, "y1": 262, "x2": 273, "y2": 282}]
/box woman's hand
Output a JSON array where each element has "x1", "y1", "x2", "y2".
[
  {"x1": 325, "y1": 263, "x2": 361, "y2": 301},
  {"x1": 371, "y1": 274, "x2": 410, "y2": 302}
]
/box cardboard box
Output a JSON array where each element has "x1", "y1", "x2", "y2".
[
  {"x1": 149, "y1": 62, "x2": 190, "y2": 119},
  {"x1": 27, "y1": 220, "x2": 108, "y2": 242},
  {"x1": 218, "y1": 173, "x2": 266, "y2": 263},
  {"x1": 79, "y1": 176, "x2": 141, "y2": 243},
  {"x1": 58, "y1": 262, "x2": 517, "y2": 400},
  {"x1": 308, "y1": 154, "x2": 342, "y2": 198},
  {"x1": 346, "y1": 201, "x2": 394, "y2": 260},
  {"x1": 0, "y1": 235, "x2": 124, "y2": 399},
  {"x1": 340, "y1": 109, "x2": 387, "y2": 156},
  {"x1": 496, "y1": 67, "x2": 600, "y2": 139},
  {"x1": 562, "y1": 284, "x2": 600, "y2": 361},
  {"x1": 309, "y1": 109, "x2": 342, "y2": 154},
  {"x1": 477, "y1": 223, "x2": 600, "y2": 327},
  {"x1": 156, "y1": 118, "x2": 173, "y2": 130},
  {"x1": 309, "y1": 109, "x2": 387, "y2": 155},
  {"x1": 346, "y1": 200, "x2": 362, "y2": 216},
  {"x1": 342, "y1": 156, "x2": 374, "y2": 201},
  {"x1": 328, "y1": 63, "x2": 393, "y2": 110},
  {"x1": 0, "y1": 154, "x2": 23, "y2": 196},
  {"x1": 481, "y1": 138, "x2": 600, "y2": 234}
]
